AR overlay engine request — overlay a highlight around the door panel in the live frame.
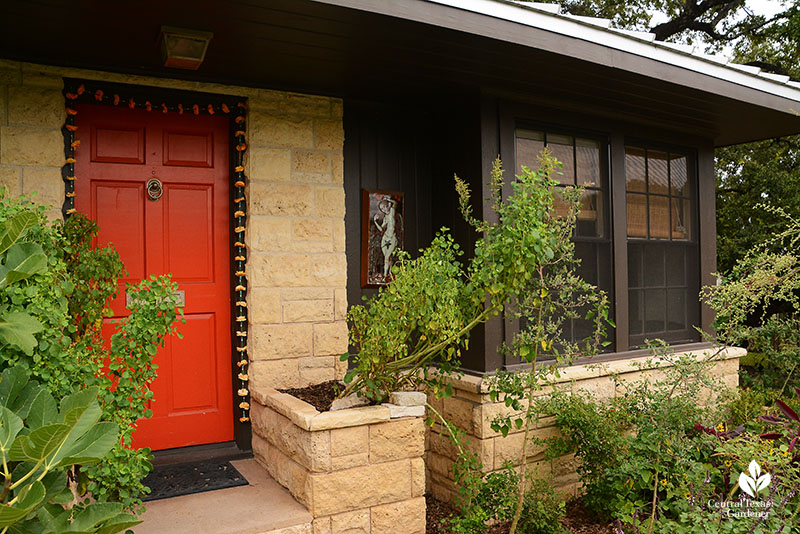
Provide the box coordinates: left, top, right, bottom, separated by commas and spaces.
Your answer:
93, 182, 146, 281
91, 126, 145, 164
164, 185, 214, 281
170, 313, 217, 411
75, 104, 233, 451
163, 130, 214, 167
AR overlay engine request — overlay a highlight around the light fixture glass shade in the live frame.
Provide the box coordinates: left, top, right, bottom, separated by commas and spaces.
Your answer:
160, 26, 213, 70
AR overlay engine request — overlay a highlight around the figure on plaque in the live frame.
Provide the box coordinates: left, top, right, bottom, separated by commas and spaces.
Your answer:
374, 196, 398, 279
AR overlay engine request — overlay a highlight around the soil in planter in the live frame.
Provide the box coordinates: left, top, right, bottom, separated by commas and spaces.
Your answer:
279, 380, 341, 412
426, 494, 459, 534
425, 495, 616, 534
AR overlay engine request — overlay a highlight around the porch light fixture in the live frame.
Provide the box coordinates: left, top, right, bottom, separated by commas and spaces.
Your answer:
159, 26, 213, 70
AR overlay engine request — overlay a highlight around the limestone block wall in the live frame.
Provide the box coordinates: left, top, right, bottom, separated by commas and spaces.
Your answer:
251, 387, 427, 534
0, 59, 347, 392
426, 346, 745, 504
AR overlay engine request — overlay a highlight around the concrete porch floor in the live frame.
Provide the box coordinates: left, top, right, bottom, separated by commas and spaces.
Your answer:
134, 459, 312, 534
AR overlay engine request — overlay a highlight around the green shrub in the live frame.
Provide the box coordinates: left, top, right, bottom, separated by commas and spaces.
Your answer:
446, 466, 566, 534
721, 387, 768, 429
0, 195, 183, 511
0, 366, 139, 534
542, 344, 723, 523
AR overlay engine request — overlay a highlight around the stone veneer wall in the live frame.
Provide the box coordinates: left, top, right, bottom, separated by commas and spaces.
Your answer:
251, 387, 427, 534
426, 346, 745, 503
0, 59, 347, 392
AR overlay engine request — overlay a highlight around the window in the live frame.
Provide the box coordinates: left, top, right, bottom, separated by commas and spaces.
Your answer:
625, 146, 700, 346
515, 129, 613, 348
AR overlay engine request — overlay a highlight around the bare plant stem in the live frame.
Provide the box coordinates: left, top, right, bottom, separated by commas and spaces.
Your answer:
509, 267, 545, 534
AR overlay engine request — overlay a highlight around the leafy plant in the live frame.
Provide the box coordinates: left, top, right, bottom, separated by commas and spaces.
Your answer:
0, 365, 139, 534
341, 154, 585, 402
0, 211, 48, 356
484, 153, 613, 534
541, 344, 725, 527
0, 196, 183, 511
446, 466, 567, 534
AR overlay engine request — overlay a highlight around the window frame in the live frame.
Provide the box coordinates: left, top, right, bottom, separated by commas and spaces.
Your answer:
623, 141, 701, 348
508, 121, 616, 362
496, 101, 713, 369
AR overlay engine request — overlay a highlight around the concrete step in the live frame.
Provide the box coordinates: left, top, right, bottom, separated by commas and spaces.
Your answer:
134, 459, 312, 534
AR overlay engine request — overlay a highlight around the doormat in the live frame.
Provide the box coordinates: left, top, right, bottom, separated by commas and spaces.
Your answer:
143, 460, 248, 501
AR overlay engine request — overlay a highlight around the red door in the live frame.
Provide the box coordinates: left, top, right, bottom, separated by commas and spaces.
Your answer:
75, 104, 233, 451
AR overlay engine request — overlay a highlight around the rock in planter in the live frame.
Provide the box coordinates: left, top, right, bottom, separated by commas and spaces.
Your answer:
330, 394, 370, 411
384, 403, 426, 418
389, 391, 427, 407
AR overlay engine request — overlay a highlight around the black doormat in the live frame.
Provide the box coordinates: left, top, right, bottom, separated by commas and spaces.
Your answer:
143, 459, 248, 502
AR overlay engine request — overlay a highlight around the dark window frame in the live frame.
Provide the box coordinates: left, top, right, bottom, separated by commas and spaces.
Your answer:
491, 99, 715, 371
509, 121, 616, 362
624, 141, 702, 348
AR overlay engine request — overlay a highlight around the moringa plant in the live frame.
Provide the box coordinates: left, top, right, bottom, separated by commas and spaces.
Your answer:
340, 151, 592, 402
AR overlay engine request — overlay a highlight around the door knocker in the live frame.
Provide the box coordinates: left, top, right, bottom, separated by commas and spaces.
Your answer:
146, 178, 163, 201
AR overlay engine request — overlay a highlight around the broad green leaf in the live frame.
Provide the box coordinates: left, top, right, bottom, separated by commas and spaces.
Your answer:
0, 312, 43, 355
57, 422, 118, 468
43, 502, 140, 534
0, 406, 23, 455
0, 480, 46, 527
0, 212, 38, 256
8, 423, 70, 463
50, 402, 104, 468
40, 470, 67, 503
67, 502, 125, 530
94, 516, 142, 534
26, 389, 57, 430
0, 367, 27, 406
0, 243, 48, 289
0, 365, 36, 412
59, 387, 100, 420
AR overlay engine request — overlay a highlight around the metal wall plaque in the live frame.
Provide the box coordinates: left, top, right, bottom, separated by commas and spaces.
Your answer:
126, 289, 185, 308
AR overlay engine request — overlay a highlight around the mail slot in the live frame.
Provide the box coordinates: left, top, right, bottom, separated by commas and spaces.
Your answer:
126, 289, 185, 308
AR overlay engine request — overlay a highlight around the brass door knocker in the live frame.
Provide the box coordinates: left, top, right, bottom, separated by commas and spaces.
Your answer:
146, 178, 163, 201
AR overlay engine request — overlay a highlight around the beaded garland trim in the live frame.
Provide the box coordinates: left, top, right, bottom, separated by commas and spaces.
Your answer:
62, 79, 251, 425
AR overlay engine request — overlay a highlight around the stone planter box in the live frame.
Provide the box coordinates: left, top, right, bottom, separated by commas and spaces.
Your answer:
426, 345, 746, 503
251, 387, 427, 534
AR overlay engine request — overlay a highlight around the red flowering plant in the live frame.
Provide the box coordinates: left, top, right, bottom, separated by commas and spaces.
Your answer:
759, 386, 800, 464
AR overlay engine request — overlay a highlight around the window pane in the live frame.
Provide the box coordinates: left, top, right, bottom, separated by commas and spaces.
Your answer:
576, 138, 601, 186
629, 289, 643, 335
626, 147, 646, 192
516, 130, 544, 175
627, 193, 647, 237
666, 247, 686, 287
670, 154, 688, 196
576, 190, 604, 237
649, 195, 670, 239
644, 245, 665, 287
548, 134, 575, 185
644, 288, 666, 333
574, 242, 598, 285
628, 244, 642, 288
552, 188, 571, 219
667, 288, 687, 331
648, 150, 669, 194
671, 197, 691, 240
573, 316, 594, 342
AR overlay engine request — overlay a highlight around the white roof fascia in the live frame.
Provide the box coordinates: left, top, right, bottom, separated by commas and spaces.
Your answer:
426, 0, 800, 104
